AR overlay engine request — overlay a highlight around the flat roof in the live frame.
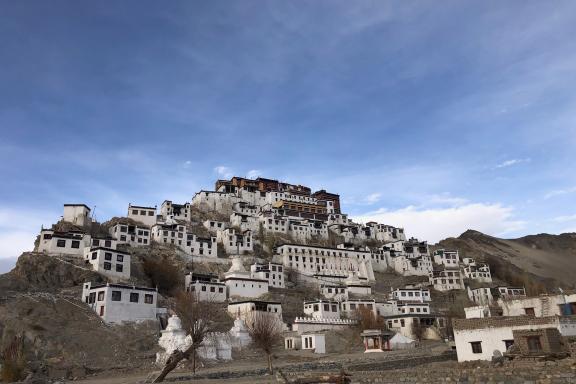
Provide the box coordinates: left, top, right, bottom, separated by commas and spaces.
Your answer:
64, 204, 91, 210
228, 300, 281, 305
453, 316, 561, 331
277, 243, 371, 253
129, 205, 156, 210
87, 282, 157, 292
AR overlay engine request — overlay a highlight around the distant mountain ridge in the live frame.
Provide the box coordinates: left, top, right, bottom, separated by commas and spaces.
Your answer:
436, 230, 576, 289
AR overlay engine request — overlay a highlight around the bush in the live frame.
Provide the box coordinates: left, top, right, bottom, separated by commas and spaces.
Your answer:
1, 335, 25, 383
142, 257, 181, 296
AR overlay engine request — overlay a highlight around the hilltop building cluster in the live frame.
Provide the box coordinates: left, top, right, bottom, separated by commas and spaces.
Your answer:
30, 176, 576, 362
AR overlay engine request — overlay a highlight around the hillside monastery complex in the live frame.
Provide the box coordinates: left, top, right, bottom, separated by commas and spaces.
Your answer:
33, 176, 576, 362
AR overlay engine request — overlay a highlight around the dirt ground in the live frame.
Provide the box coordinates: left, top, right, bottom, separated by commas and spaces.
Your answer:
74, 341, 449, 384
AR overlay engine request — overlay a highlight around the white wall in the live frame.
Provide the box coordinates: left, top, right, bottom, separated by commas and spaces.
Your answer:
82, 283, 158, 324
454, 323, 552, 362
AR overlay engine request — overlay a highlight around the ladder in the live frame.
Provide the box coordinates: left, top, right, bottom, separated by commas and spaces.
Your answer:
541, 296, 550, 317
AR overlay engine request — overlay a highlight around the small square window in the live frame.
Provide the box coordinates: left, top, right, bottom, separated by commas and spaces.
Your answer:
111, 291, 121, 301
130, 292, 139, 303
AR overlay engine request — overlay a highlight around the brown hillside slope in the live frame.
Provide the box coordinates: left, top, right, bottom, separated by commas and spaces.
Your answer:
436, 230, 576, 288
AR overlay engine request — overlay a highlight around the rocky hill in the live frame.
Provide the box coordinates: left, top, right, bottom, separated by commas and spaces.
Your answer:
436, 230, 576, 291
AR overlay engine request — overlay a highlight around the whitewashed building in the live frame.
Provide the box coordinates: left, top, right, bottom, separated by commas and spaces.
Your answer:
320, 285, 348, 301
160, 200, 191, 222
202, 220, 227, 234
223, 257, 268, 298
453, 316, 576, 362
184, 272, 227, 302
217, 228, 253, 254
391, 288, 431, 303
82, 282, 158, 323
63, 204, 91, 227
429, 269, 463, 291
229, 212, 260, 232
109, 222, 150, 246
387, 252, 432, 276
84, 246, 131, 280
277, 244, 375, 283
151, 223, 217, 258
127, 204, 157, 227
37, 229, 90, 256
227, 300, 283, 323
462, 260, 492, 283
250, 262, 285, 288
433, 249, 460, 268
499, 293, 576, 317
304, 300, 341, 319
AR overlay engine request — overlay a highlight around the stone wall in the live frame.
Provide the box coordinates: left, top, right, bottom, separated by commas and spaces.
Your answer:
350, 359, 576, 383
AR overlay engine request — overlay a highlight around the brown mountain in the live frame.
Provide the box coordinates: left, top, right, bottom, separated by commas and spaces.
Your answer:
436, 230, 576, 290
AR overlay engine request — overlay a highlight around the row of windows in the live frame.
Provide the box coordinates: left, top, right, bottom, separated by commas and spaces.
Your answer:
306, 303, 339, 312
103, 262, 124, 273
132, 209, 154, 216
87, 290, 153, 304
91, 252, 124, 262
400, 306, 429, 313
56, 239, 81, 248
119, 235, 149, 244
189, 285, 225, 293
92, 239, 113, 247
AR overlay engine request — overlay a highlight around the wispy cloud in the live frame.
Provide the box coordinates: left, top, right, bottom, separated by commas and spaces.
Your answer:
0, 207, 60, 273
183, 160, 192, 168
551, 214, 576, 223
364, 193, 382, 204
352, 202, 524, 243
246, 169, 261, 179
544, 186, 576, 199
214, 165, 233, 179
495, 158, 531, 169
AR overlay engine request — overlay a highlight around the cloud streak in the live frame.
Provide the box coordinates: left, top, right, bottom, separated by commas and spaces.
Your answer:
352, 202, 524, 243
495, 158, 531, 169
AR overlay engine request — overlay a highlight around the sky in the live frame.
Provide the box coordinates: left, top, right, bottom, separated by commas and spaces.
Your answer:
1, 1, 576, 273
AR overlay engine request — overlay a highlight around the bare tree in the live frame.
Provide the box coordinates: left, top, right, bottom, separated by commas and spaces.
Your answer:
355, 307, 386, 331
153, 291, 225, 383
245, 311, 283, 374
411, 318, 425, 342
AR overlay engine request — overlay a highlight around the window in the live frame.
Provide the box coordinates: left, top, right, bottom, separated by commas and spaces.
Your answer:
111, 291, 121, 301
132, 209, 138, 215
97, 291, 104, 301
91, 252, 97, 260
527, 336, 542, 352
201, 286, 207, 291
524, 307, 535, 316
210, 286, 215, 292
219, 287, 224, 293
470, 342, 482, 354
130, 293, 139, 303
71, 240, 80, 248
104, 262, 111, 270
57, 239, 66, 247
105, 240, 111, 248
117, 254, 124, 262
88, 292, 96, 303
105, 252, 112, 261
504, 340, 514, 350
144, 294, 154, 304
116, 264, 123, 273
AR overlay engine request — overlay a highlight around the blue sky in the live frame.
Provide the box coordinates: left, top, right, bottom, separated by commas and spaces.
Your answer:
1, 1, 576, 272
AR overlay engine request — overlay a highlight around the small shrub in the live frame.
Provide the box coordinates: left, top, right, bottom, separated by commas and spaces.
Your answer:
142, 257, 181, 295
1, 335, 25, 383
